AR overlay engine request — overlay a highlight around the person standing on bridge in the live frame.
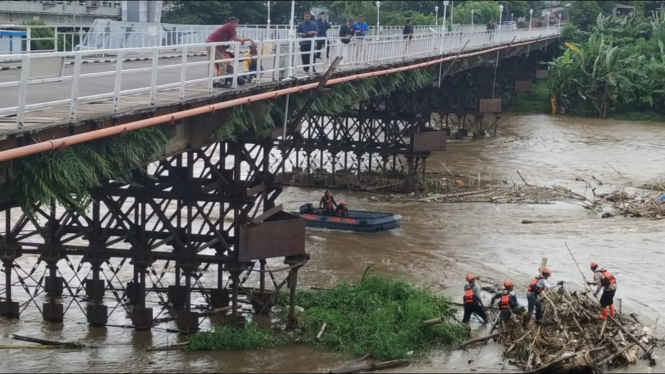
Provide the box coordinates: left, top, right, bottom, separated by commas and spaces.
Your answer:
296, 11, 319, 74
205, 16, 255, 87
338, 17, 354, 64
402, 19, 414, 40
315, 11, 331, 60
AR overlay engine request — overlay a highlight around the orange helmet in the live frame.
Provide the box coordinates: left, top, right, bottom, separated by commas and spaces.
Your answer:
339, 200, 346, 205
504, 280, 513, 288
541, 267, 551, 276
465, 273, 475, 282
590, 262, 598, 270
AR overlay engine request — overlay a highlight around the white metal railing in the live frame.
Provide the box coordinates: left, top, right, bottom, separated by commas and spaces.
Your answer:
0, 27, 560, 129
0, 21, 508, 56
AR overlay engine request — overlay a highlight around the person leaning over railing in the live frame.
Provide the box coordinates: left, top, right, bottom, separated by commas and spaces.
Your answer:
402, 19, 413, 40
205, 16, 254, 87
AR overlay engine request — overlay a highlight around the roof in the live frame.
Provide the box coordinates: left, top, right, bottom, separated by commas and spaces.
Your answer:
0, 30, 27, 37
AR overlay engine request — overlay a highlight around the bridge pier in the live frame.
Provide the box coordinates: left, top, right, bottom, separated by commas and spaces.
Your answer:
0, 259, 19, 319
130, 260, 153, 330
41, 254, 64, 323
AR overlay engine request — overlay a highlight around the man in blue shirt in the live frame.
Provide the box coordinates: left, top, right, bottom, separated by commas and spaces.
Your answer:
296, 11, 318, 73
353, 14, 369, 39
315, 11, 330, 59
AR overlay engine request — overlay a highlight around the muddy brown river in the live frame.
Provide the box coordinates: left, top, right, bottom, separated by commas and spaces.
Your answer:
1, 114, 664, 373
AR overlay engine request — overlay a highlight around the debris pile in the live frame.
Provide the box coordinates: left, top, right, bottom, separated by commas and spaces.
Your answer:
495, 289, 657, 373
589, 189, 665, 219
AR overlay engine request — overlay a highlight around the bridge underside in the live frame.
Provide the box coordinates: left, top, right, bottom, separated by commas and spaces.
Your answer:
273, 40, 554, 193
0, 37, 557, 331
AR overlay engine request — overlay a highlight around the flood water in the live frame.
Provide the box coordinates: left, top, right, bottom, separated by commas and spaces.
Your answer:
1, 114, 665, 373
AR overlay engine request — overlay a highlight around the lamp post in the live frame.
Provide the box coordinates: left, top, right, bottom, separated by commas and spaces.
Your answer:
547, 7, 550, 30
267, 1, 271, 36
435, 6, 439, 33
498, 4, 503, 43
450, 0, 454, 32
376, 1, 380, 37
442, 1, 449, 34
471, 9, 474, 29
287, 0, 295, 77
529, 9, 533, 31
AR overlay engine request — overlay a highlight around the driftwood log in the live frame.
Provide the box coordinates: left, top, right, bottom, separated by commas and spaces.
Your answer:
329, 359, 409, 374
11, 334, 83, 348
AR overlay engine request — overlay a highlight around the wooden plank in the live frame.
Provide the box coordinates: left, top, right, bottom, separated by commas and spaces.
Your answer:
246, 183, 267, 197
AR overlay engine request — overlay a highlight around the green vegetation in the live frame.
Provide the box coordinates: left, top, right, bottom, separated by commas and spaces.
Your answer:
288, 266, 466, 360
187, 322, 289, 352
188, 266, 466, 360
507, 81, 551, 114
21, 20, 80, 52
10, 128, 168, 214
548, 14, 665, 118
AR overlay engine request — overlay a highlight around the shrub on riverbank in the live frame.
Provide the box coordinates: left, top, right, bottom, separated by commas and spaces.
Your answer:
187, 322, 289, 352
187, 267, 467, 359
294, 266, 467, 360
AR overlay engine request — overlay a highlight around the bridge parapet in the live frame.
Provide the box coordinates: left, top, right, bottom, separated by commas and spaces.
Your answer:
0, 27, 560, 131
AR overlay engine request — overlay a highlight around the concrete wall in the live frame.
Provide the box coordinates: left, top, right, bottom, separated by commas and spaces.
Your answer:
0, 1, 121, 26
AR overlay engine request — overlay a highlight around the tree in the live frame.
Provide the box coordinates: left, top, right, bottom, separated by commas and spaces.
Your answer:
162, 1, 312, 25
568, 1, 603, 31
449, 1, 500, 25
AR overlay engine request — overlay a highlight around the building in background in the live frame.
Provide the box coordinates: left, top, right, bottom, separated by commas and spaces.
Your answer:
0, 1, 166, 26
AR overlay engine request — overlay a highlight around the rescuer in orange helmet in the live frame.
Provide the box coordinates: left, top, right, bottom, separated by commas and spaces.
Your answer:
490, 280, 526, 323
462, 273, 487, 323
525, 267, 563, 324
587, 262, 618, 320
335, 200, 349, 218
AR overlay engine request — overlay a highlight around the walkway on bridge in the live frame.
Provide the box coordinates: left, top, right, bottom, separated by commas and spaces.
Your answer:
0, 27, 560, 135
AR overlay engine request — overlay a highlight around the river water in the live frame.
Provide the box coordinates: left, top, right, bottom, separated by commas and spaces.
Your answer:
1, 114, 664, 373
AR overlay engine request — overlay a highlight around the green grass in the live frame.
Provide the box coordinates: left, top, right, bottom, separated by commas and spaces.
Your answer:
187, 322, 289, 352
293, 266, 468, 361
186, 267, 467, 360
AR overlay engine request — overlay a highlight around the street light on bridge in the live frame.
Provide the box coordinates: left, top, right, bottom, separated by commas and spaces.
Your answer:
435, 6, 439, 33
529, 8, 533, 31
499, 4, 504, 43
376, 1, 380, 37
471, 9, 474, 28
442, 1, 449, 34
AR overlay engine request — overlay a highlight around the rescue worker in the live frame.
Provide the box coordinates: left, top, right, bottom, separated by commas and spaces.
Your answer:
462, 274, 487, 323
587, 262, 618, 320
490, 280, 527, 323
335, 200, 349, 218
525, 268, 563, 324
319, 190, 337, 214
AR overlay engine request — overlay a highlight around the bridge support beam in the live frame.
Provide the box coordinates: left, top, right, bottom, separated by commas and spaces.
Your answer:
274, 89, 446, 194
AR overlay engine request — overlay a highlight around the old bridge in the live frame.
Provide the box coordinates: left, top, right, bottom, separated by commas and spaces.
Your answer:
0, 25, 560, 332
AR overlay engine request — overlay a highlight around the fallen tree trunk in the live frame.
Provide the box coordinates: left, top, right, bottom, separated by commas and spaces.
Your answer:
458, 333, 500, 349
11, 334, 83, 348
607, 316, 651, 355
418, 189, 493, 203
329, 359, 409, 374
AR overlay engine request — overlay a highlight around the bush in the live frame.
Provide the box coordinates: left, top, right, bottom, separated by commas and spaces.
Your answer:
293, 266, 468, 361
187, 322, 289, 352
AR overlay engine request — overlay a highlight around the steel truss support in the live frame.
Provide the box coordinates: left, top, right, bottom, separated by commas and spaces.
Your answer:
272, 88, 446, 193
0, 139, 307, 332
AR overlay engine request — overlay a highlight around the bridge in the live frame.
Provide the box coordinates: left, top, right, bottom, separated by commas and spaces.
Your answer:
0, 26, 560, 332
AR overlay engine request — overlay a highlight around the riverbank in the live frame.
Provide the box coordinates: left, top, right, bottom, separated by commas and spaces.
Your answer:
506, 81, 665, 122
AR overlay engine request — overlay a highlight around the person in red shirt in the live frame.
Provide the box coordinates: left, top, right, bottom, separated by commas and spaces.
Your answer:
206, 16, 255, 87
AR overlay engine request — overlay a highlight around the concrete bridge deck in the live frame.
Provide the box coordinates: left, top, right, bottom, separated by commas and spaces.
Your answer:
0, 28, 559, 144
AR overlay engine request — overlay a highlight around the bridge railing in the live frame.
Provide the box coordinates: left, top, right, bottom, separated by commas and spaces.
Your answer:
0, 27, 560, 128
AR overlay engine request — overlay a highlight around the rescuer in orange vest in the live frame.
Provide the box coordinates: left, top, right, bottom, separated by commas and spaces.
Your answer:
462, 273, 487, 323
587, 262, 618, 320
525, 268, 563, 324
319, 190, 337, 214
490, 280, 526, 323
